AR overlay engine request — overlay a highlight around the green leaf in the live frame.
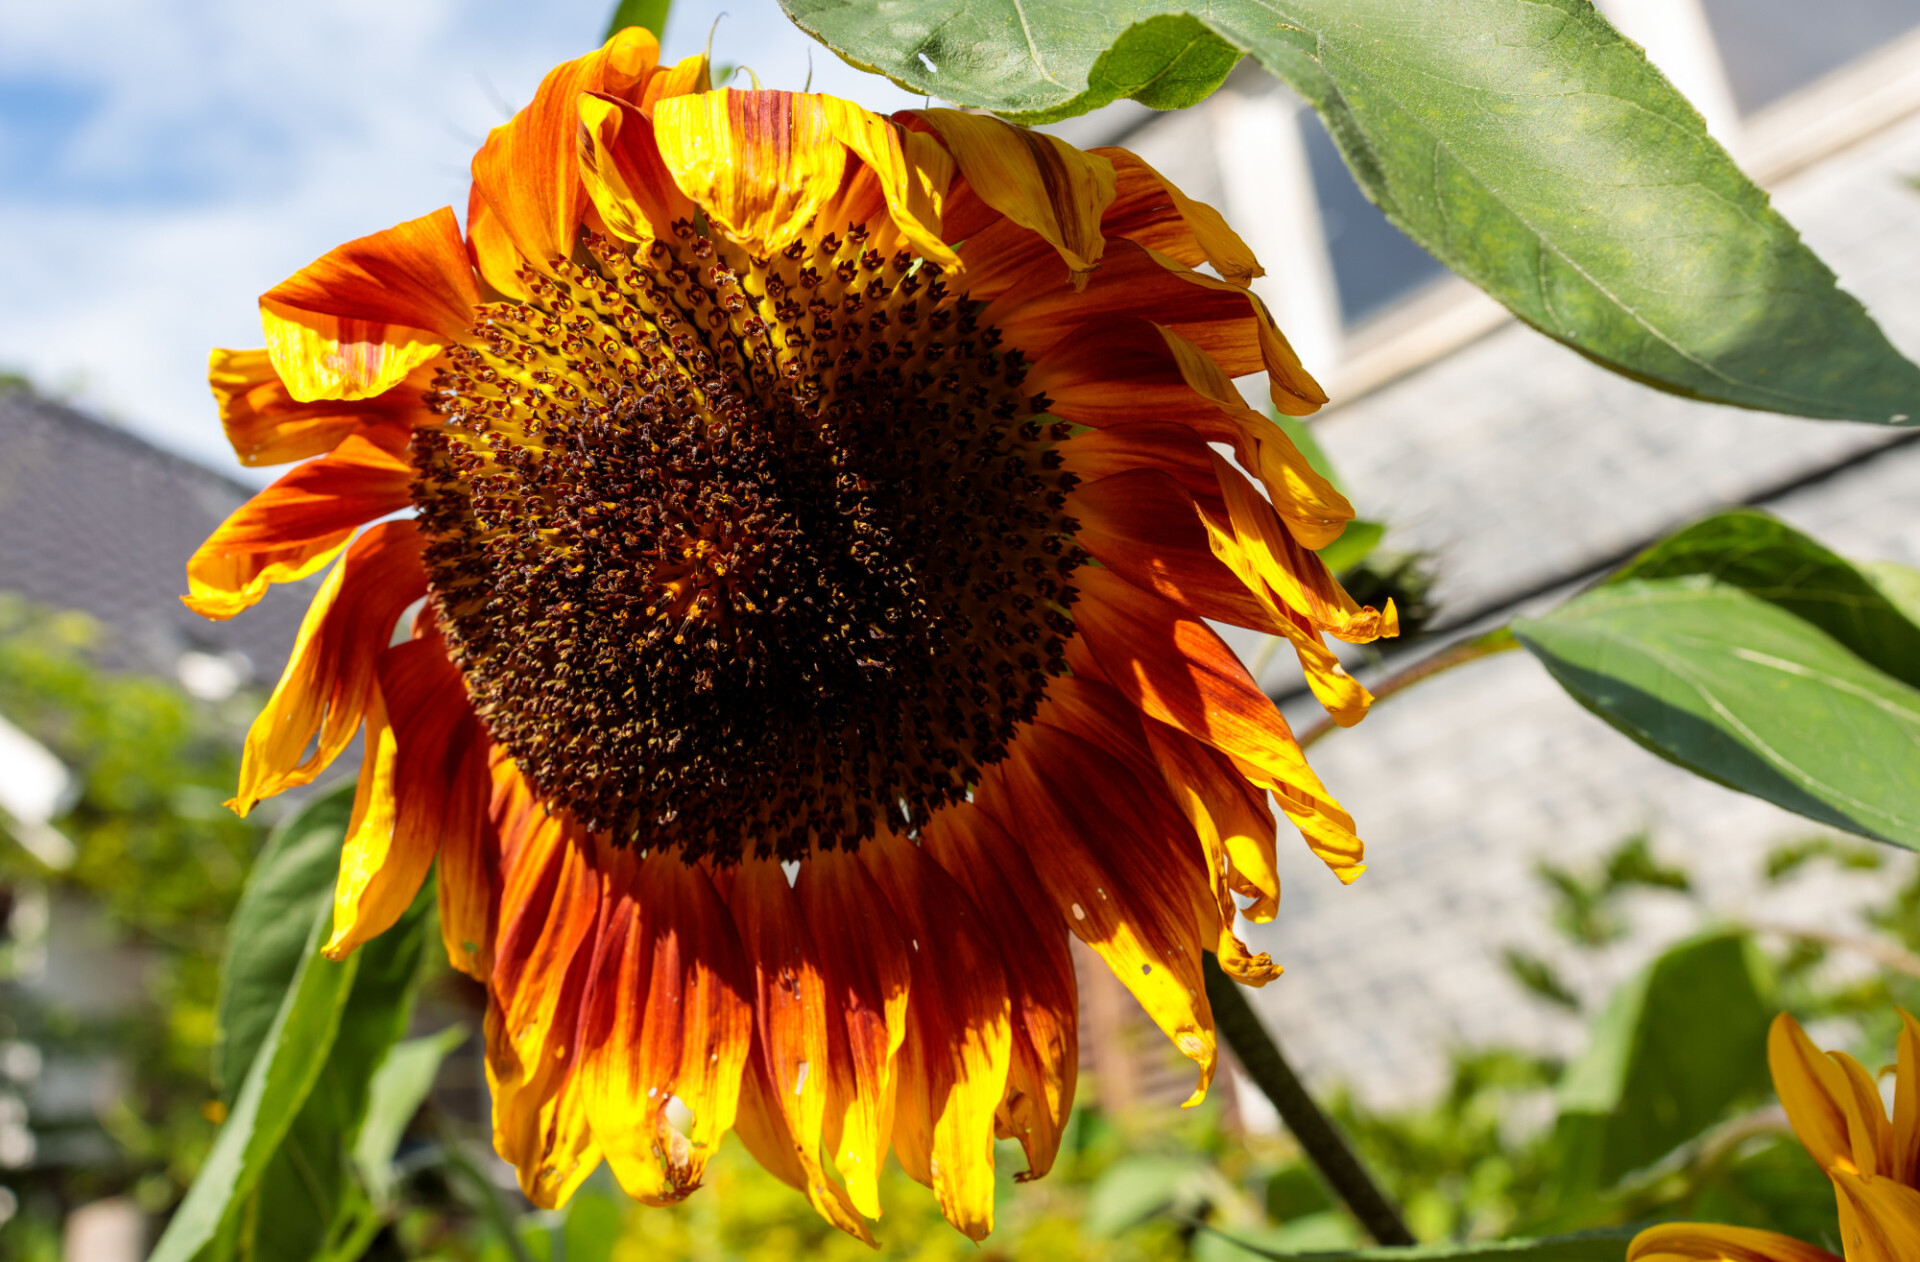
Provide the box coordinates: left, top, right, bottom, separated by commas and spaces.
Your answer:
1606, 510, 1920, 690
1515, 516, 1920, 847
150, 902, 360, 1262
1192, 1225, 1638, 1261
1550, 929, 1773, 1194
214, 787, 354, 1102
355, 1025, 469, 1209
1320, 519, 1385, 577
606, 0, 672, 41
239, 884, 437, 1261
780, 0, 1920, 423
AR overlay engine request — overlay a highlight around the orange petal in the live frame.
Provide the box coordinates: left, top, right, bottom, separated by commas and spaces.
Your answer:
1036, 676, 1275, 987
727, 858, 873, 1240
814, 100, 957, 269
261, 207, 478, 401
324, 681, 411, 956
1143, 716, 1282, 930
182, 433, 413, 620
576, 851, 753, 1206
1769, 1012, 1859, 1174
1830, 1049, 1895, 1179
920, 807, 1078, 1182
989, 239, 1324, 417
729, 1026, 866, 1235
638, 50, 712, 109
797, 851, 911, 1221
1833, 1168, 1920, 1262
1071, 567, 1365, 883
1061, 418, 1224, 500
483, 996, 602, 1209
862, 833, 1012, 1241
1890, 1008, 1920, 1186
1031, 316, 1349, 547
577, 91, 700, 248
486, 799, 605, 1207
470, 27, 663, 275
1628, 1221, 1843, 1262
363, 634, 497, 975
1095, 147, 1260, 286
1208, 451, 1393, 645
911, 109, 1114, 286
209, 347, 419, 468
466, 182, 528, 301
1073, 467, 1282, 635
650, 89, 850, 255
231, 521, 425, 815
977, 720, 1218, 1102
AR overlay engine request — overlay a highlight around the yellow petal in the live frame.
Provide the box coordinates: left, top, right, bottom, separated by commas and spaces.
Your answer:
650, 89, 849, 256
1628, 1221, 1843, 1262
914, 109, 1114, 286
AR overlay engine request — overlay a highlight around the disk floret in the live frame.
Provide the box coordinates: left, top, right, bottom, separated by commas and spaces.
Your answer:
412, 221, 1084, 862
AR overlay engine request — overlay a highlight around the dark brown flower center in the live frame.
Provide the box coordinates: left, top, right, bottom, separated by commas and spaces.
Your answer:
413, 222, 1083, 864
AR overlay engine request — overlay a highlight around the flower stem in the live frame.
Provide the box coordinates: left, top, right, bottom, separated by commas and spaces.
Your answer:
1298, 628, 1519, 751
1201, 954, 1416, 1246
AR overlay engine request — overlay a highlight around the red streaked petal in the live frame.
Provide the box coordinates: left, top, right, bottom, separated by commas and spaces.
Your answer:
1094, 147, 1260, 285
911, 109, 1114, 286
1033, 316, 1350, 548
1071, 567, 1366, 883
260, 207, 478, 401
470, 27, 663, 276
577, 91, 701, 248
727, 857, 874, 1239
919, 807, 1078, 1182
373, 634, 497, 976
1073, 467, 1279, 634
577, 850, 753, 1206
862, 833, 1012, 1241
182, 433, 413, 620
990, 239, 1324, 417
485, 796, 606, 1207
797, 851, 910, 1222
208, 347, 418, 468
976, 720, 1218, 1102
231, 521, 425, 814
650, 90, 850, 256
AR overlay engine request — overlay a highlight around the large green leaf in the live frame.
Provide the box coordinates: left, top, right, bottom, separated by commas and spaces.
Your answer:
780, 0, 1920, 423
1514, 514, 1920, 848
1608, 510, 1920, 690
213, 787, 355, 1101
150, 903, 360, 1262
239, 884, 437, 1262
355, 1025, 469, 1209
1550, 930, 1773, 1194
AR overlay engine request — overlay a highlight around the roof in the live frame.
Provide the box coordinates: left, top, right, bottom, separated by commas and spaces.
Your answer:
0, 387, 309, 684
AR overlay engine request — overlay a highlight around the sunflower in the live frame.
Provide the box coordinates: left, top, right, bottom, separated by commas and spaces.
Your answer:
1630, 1011, 1920, 1262
186, 28, 1396, 1240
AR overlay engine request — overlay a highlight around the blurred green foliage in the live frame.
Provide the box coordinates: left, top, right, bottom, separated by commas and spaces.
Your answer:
2, 589, 1914, 1262
0, 595, 268, 1243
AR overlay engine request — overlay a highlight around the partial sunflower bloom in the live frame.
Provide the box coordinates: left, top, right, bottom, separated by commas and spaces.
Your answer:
1630, 1010, 1920, 1262
185, 28, 1395, 1240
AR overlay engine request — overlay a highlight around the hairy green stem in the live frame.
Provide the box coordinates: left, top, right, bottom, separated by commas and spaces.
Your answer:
1202, 955, 1416, 1246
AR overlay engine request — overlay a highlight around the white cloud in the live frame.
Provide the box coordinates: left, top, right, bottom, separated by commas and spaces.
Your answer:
0, 0, 920, 475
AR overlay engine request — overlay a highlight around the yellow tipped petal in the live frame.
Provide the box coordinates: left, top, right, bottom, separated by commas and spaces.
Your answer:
914, 108, 1114, 286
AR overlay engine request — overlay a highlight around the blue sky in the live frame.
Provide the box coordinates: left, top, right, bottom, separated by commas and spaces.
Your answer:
0, 0, 923, 476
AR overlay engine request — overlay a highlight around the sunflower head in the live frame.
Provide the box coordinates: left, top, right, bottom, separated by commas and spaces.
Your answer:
417, 220, 1081, 863
186, 26, 1395, 1242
